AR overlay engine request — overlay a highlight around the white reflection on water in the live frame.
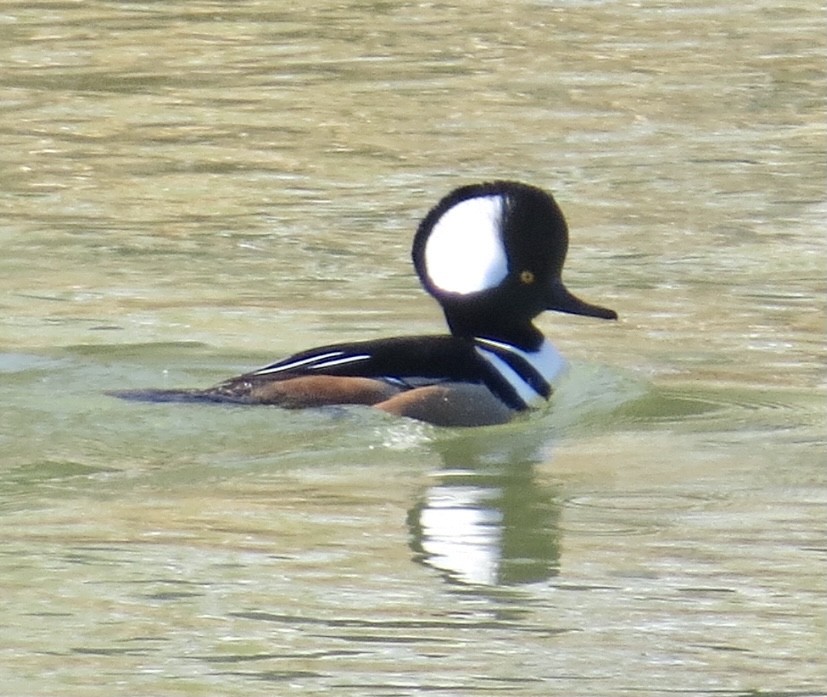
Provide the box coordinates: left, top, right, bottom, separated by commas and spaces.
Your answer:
417, 485, 506, 586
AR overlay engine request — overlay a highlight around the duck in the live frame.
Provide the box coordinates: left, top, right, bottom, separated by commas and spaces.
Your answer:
112, 181, 617, 427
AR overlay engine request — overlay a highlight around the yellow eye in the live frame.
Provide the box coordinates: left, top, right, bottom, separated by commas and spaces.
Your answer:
520, 270, 535, 284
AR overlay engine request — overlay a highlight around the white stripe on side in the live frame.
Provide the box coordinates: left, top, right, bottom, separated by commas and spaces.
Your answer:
252, 351, 370, 376
474, 338, 566, 408
308, 354, 371, 370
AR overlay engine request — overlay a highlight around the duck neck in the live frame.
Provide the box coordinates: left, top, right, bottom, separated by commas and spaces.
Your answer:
444, 310, 545, 352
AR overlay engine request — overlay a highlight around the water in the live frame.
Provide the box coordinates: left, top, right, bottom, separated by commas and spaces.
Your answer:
1, 1, 825, 695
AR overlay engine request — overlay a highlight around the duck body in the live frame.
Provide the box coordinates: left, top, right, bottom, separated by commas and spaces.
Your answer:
113, 181, 617, 427
117, 334, 566, 427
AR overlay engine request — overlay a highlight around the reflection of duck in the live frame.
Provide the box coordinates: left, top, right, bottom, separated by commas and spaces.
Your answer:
408, 429, 562, 586
113, 181, 616, 427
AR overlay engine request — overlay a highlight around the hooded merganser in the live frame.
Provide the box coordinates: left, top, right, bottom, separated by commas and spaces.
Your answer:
113, 181, 617, 427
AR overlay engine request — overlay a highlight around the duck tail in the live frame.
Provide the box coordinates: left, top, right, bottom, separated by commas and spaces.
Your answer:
106, 388, 241, 404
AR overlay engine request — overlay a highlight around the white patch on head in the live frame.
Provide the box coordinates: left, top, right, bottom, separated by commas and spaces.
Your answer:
424, 195, 508, 295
